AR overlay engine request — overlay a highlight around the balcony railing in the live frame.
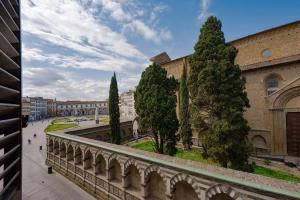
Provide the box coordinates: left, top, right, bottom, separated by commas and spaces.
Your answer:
46, 131, 300, 200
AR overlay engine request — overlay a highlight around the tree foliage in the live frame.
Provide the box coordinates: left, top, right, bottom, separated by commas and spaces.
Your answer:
109, 72, 121, 144
188, 16, 253, 171
135, 63, 179, 155
179, 64, 192, 149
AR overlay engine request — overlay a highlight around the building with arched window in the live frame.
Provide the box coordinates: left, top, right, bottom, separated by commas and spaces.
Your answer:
151, 20, 300, 159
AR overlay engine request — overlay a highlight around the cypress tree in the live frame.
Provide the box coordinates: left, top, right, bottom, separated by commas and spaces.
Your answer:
135, 63, 179, 155
179, 64, 192, 150
189, 16, 253, 171
109, 72, 121, 144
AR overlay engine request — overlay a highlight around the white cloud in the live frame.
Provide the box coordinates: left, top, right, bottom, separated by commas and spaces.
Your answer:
93, 0, 171, 43
22, 0, 144, 59
23, 67, 142, 101
198, 0, 212, 22
96, 0, 132, 21
23, 67, 111, 100
21, 0, 169, 100
124, 19, 172, 44
22, 45, 145, 73
153, 4, 168, 13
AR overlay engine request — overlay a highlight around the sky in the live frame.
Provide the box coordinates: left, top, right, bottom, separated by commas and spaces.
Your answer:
22, 0, 300, 101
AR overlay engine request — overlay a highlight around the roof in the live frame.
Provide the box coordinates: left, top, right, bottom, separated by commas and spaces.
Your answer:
150, 52, 171, 65
229, 20, 300, 44
156, 20, 300, 67
56, 100, 108, 105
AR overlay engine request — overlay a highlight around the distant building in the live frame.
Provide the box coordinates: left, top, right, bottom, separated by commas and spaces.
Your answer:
46, 98, 57, 117
56, 100, 108, 117
119, 89, 137, 120
29, 97, 48, 121
22, 97, 31, 116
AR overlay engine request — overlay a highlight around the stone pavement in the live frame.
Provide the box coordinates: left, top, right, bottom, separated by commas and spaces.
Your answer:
22, 119, 96, 200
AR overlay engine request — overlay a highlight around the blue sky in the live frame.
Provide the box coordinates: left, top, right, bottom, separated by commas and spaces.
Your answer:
22, 0, 300, 101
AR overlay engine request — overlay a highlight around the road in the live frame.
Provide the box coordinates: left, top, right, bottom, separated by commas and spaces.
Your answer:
22, 119, 96, 200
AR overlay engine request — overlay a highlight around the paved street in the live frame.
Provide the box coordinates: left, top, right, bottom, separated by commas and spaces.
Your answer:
22, 119, 95, 200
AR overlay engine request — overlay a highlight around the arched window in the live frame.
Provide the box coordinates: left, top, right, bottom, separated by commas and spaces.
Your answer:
266, 75, 278, 95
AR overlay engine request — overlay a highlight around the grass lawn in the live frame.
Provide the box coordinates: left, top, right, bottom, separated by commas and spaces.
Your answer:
100, 116, 109, 123
45, 123, 78, 132
131, 141, 215, 165
85, 115, 95, 120
253, 166, 300, 183
51, 118, 71, 124
131, 141, 300, 183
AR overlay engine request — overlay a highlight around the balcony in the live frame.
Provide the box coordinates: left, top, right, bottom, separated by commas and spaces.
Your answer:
46, 131, 300, 200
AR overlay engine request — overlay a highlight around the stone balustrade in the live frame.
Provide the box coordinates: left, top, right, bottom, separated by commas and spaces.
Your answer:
46, 132, 300, 200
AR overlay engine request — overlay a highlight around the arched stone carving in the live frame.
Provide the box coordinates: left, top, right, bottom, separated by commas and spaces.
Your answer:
144, 165, 167, 183
95, 149, 106, 159
67, 144, 74, 161
206, 184, 240, 200
124, 158, 143, 174
273, 86, 300, 109
108, 158, 122, 182
124, 163, 142, 190
60, 142, 67, 158
48, 139, 54, 152
144, 166, 167, 200
84, 149, 93, 170
54, 140, 60, 155
170, 173, 201, 199
108, 153, 124, 171
75, 146, 83, 165
251, 135, 267, 149
95, 153, 106, 175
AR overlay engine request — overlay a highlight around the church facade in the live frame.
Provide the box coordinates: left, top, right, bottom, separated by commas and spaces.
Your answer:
151, 20, 300, 158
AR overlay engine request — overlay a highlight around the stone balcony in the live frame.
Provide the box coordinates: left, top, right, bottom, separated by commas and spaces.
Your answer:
46, 132, 300, 200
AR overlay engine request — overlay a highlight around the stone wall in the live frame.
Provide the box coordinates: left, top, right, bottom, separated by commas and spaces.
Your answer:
230, 21, 300, 68
46, 132, 300, 200
63, 120, 134, 143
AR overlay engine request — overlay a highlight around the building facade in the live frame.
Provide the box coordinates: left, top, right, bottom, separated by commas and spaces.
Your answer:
0, 0, 22, 199
29, 97, 48, 121
56, 101, 108, 117
152, 20, 300, 158
119, 89, 137, 120
22, 97, 31, 116
47, 98, 57, 117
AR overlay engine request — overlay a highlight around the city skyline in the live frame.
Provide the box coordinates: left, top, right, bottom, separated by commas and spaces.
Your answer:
22, 0, 300, 101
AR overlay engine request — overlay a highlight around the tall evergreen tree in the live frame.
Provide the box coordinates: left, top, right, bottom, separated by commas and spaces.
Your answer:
188, 16, 253, 171
109, 72, 121, 144
135, 63, 178, 155
179, 64, 192, 150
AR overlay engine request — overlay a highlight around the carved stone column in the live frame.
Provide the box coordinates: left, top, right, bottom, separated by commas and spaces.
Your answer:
141, 183, 147, 200
106, 167, 111, 181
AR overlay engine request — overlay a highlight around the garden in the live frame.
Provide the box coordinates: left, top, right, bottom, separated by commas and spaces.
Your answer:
44, 118, 78, 132
131, 140, 300, 184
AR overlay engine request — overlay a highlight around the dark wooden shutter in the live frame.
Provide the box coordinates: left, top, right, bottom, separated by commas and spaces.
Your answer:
0, 0, 22, 199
